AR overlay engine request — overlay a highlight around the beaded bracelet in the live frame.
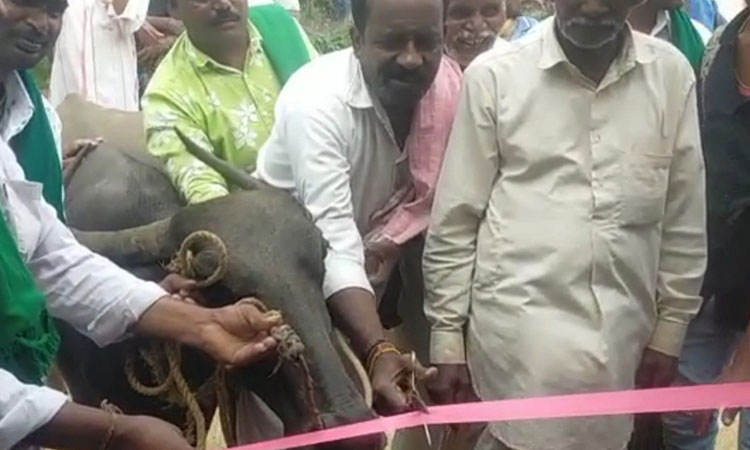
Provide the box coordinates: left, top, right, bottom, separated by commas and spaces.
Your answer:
365, 340, 401, 378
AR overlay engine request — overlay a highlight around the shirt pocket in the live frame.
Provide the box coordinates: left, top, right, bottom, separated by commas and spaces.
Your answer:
3, 179, 44, 260
618, 152, 672, 227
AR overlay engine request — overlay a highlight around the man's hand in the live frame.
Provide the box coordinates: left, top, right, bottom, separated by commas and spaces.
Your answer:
109, 415, 192, 450
158, 273, 206, 305
63, 138, 102, 164
428, 363, 479, 405
135, 297, 282, 368
26, 403, 193, 450
364, 237, 401, 286
136, 21, 165, 47
370, 352, 437, 415
199, 299, 281, 367
62, 138, 102, 181
635, 348, 679, 389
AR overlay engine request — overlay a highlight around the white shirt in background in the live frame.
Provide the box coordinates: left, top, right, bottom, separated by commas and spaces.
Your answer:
49, 0, 149, 111
651, 9, 713, 43
255, 49, 411, 299
0, 135, 165, 449
424, 21, 706, 450
0, 72, 62, 156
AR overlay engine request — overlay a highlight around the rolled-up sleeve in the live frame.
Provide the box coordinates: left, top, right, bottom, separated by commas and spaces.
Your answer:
424, 62, 500, 365
280, 104, 372, 299
650, 81, 707, 357
30, 197, 166, 347
0, 369, 68, 450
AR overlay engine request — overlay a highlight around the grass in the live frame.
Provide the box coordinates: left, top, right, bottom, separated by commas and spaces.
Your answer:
300, 0, 352, 54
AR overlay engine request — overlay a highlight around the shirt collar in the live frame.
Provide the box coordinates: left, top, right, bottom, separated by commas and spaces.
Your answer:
0, 72, 34, 144
651, 10, 671, 38
345, 49, 375, 109
185, 21, 263, 73
538, 17, 658, 74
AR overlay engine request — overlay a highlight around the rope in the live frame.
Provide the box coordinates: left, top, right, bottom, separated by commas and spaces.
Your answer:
123, 230, 326, 448
124, 231, 229, 450
167, 231, 229, 288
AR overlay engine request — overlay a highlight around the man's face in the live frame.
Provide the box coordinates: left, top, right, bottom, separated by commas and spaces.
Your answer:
444, 0, 505, 68
172, 0, 247, 46
352, 0, 443, 111
555, 0, 637, 49
0, 0, 65, 73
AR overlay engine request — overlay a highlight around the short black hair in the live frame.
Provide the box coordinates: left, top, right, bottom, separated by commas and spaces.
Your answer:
351, 0, 368, 31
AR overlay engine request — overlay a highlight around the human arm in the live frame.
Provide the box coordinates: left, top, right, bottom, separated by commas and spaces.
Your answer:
143, 93, 230, 204
144, 16, 183, 35
273, 100, 431, 413
637, 82, 707, 388
423, 63, 499, 366
423, 63, 499, 404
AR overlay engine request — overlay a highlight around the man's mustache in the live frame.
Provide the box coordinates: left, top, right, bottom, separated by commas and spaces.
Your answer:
211, 11, 240, 24
564, 17, 620, 28
382, 67, 428, 86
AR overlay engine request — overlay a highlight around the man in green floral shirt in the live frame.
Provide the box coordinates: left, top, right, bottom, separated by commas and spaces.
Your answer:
142, 0, 315, 204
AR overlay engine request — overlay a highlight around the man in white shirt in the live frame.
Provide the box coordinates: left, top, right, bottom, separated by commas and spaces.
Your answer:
256, 0, 456, 416
629, 0, 712, 71
0, 134, 281, 449
50, 0, 148, 111
0, 0, 64, 154
423, 0, 707, 449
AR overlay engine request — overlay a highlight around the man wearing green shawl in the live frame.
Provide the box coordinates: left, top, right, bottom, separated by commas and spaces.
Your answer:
143, 0, 317, 205
629, 0, 711, 71
0, 132, 283, 449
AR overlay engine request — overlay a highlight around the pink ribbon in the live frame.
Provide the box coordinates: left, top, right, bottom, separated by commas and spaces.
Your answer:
231, 382, 750, 450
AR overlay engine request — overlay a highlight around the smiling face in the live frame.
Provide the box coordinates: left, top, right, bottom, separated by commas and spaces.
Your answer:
555, 0, 637, 49
444, 0, 505, 67
352, 0, 444, 111
0, 0, 65, 74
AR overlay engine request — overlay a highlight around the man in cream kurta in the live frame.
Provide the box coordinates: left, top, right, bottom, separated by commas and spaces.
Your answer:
423, 17, 707, 450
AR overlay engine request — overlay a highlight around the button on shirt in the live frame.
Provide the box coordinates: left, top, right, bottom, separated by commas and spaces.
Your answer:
256, 49, 411, 298
424, 21, 706, 450
0, 138, 165, 449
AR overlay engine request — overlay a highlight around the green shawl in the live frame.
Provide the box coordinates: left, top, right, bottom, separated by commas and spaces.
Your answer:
249, 4, 312, 84
669, 8, 706, 72
0, 71, 61, 384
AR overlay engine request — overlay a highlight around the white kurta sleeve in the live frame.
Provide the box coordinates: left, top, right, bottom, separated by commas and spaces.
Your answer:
0, 369, 67, 450
29, 196, 166, 347
650, 82, 707, 357
423, 61, 500, 365
278, 103, 372, 299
